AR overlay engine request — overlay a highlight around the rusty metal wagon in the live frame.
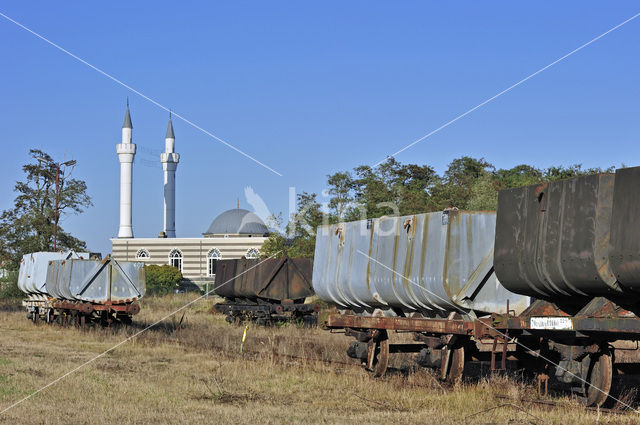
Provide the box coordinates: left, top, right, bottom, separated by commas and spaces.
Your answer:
318, 166, 640, 407
214, 256, 318, 325
18, 254, 145, 326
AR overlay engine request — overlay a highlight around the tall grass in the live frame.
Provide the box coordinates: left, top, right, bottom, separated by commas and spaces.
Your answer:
0, 293, 636, 424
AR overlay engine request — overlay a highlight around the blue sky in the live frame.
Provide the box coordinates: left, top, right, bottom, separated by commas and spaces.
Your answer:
1, 1, 639, 255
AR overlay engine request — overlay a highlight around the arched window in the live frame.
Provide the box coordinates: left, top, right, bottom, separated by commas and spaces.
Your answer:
208, 248, 221, 276
169, 249, 182, 271
246, 248, 260, 259
136, 248, 150, 260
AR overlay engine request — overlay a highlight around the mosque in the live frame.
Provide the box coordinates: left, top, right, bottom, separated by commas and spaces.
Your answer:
110, 104, 269, 287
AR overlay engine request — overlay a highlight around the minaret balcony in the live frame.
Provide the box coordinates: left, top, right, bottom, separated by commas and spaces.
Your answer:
161, 152, 180, 163
117, 143, 137, 155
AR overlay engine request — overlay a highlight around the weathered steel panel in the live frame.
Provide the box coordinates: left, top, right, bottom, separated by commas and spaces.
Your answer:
214, 259, 238, 297
18, 253, 144, 304
494, 173, 620, 302
609, 166, 640, 293
215, 257, 314, 302
17, 251, 89, 295
312, 210, 529, 316
44, 258, 145, 303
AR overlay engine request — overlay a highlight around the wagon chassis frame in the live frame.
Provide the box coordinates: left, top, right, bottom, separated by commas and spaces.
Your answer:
325, 297, 640, 407
23, 297, 140, 327
326, 297, 640, 343
326, 311, 640, 340
215, 300, 320, 325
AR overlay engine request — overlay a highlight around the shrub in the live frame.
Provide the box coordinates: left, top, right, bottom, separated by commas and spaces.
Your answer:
0, 270, 22, 299
145, 264, 182, 296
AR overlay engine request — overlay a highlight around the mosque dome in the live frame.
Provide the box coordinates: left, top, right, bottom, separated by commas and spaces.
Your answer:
204, 208, 269, 236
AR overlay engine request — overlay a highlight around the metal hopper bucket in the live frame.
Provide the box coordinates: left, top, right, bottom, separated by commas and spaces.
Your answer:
74, 258, 145, 304
45, 257, 145, 304
313, 210, 529, 316
18, 251, 88, 296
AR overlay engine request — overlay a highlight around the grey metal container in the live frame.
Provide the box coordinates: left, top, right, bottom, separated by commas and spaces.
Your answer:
44, 257, 145, 304
494, 173, 621, 301
18, 251, 89, 295
312, 210, 529, 316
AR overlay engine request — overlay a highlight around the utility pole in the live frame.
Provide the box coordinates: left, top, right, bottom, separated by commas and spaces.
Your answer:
54, 164, 60, 251
53, 160, 77, 251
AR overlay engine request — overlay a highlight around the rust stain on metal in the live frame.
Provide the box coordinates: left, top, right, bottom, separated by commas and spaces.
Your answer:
365, 221, 374, 292
402, 216, 416, 297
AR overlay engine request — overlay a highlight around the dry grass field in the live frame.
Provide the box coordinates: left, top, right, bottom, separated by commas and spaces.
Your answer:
0, 294, 638, 424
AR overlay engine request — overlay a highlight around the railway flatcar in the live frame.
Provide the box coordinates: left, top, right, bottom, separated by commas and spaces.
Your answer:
318, 166, 640, 407
315, 209, 530, 380
18, 252, 145, 326
214, 256, 318, 325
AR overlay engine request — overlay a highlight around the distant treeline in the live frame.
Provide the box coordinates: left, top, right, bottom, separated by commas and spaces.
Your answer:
261, 157, 613, 258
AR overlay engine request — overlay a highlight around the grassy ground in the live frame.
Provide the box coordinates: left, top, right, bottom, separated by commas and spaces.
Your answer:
0, 294, 637, 424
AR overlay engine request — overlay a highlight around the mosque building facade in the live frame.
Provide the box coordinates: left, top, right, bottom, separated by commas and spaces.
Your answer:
110, 104, 269, 287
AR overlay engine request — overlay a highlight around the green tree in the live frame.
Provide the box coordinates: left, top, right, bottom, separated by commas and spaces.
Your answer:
259, 233, 290, 258
392, 162, 440, 214
0, 149, 92, 269
145, 264, 183, 295
349, 158, 440, 219
0, 270, 21, 300
433, 156, 494, 209
260, 213, 291, 258
495, 164, 543, 189
288, 192, 324, 239
326, 171, 355, 221
467, 172, 499, 211
260, 192, 324, 259
543, 164, 614, 181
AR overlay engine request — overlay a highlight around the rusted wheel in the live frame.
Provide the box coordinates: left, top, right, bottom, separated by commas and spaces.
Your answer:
585, 352, 612, 407
367, 330, 390, 377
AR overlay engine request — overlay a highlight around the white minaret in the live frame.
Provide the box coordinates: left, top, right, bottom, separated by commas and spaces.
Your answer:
160, 113, 179, 238
116, 101, 136, 238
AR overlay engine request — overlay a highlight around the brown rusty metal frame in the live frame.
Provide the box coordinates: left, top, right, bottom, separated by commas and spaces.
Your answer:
323, 299, 640, 409
366, 329, 389, 377
325, 300, 640, 343
327, 312, 640, 340
52, 301, 140, 315
325, 298, 640, 397
326, 314, 479, 335
490, 332, 508, 371
496, 298, 640, 339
